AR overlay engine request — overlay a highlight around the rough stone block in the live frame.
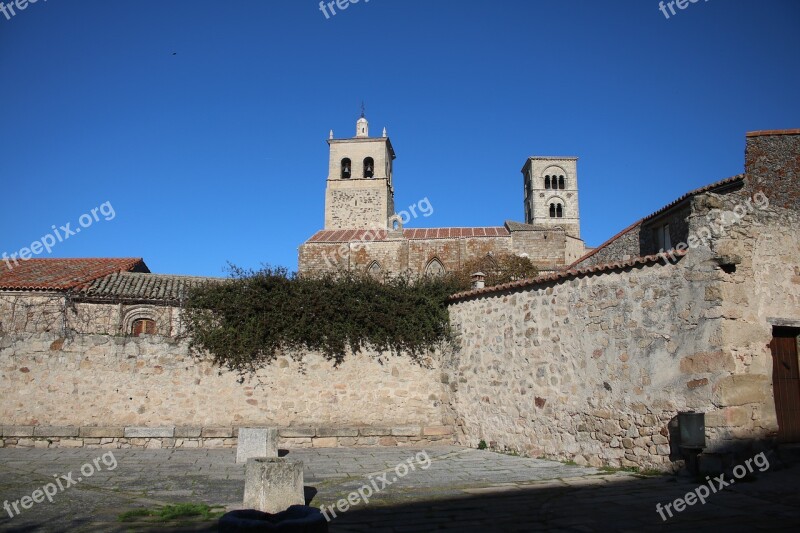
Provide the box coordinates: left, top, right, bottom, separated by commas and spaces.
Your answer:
174, 427, 202, 438
391, 426, 421, 437
714, 375, 769, 406
236, 428, 278, 464
423, 426, 453, 436
359, 427, 390, 437
201, 427, 233, 438
316, 427, 358, 437
2, 426, 34, 437
312, 437, 338, 448
124, 427, 175, 438
243, 458, 305, 514
279, 427, 315, 438
80, 427, 124, 438
34, 426, 79, 437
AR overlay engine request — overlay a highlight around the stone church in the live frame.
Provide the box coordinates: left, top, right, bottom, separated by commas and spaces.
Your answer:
298, 115, 589, 276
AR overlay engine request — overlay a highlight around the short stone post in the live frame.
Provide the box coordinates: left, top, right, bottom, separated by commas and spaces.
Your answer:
236, 427, 278, 464
243, 458, 305, 514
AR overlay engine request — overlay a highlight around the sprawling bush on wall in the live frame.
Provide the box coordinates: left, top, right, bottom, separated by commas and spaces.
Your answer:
184, 257, 537, 372
183, 266, 464, 370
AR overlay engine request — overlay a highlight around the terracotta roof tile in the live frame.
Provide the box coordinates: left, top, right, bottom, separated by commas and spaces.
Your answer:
568, 175, 743, 269
306, 227, 509, 243
0, 258, 148, 291
75, 271, 221, 303
449, 250, 687, 302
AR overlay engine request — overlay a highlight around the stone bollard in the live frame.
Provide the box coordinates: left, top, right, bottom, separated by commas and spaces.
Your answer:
236, 427, 278, 464
243, 458, 305, 514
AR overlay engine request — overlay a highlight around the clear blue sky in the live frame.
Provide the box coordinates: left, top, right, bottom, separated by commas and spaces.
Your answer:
1, 0, 798, 276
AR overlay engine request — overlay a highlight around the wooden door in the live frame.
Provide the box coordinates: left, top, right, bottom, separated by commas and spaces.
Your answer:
771, 328, 800, 442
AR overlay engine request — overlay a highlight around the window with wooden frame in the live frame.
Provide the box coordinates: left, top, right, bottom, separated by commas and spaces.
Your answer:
131, 318, 157, 337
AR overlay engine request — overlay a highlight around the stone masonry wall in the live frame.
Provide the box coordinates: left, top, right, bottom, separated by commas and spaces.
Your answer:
0, 332, 455, 448
445, 190, 797, 469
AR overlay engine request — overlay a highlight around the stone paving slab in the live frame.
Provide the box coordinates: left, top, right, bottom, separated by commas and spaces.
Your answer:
0, 446, 798, 531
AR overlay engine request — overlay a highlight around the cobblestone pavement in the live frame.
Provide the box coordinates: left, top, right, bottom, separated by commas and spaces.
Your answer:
0, 446, 798, 531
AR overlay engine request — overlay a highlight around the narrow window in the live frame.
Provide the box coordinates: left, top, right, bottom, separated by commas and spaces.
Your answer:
545, 176, 551, 189
556, 203, 563, 218
559, 176, 565, 189
341, 158, 351, 179
549, 203, 556, 218
132, 318, 157, 337
364, 157, 374, 179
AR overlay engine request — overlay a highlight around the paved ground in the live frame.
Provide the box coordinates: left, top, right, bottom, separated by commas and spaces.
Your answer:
0, 446, 799, 531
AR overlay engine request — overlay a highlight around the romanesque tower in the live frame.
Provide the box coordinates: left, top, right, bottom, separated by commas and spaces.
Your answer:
521, 157, 581, 238
324, 114, 396, 230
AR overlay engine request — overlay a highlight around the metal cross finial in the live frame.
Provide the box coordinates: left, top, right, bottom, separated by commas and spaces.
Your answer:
360, 101, 366, 118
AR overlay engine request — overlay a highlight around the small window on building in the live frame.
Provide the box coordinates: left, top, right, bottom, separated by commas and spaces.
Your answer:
549, 203, 556, 218
556, 203, 563, 218
654, 224, 672, 251
131, 318, 157, 337
559, 176, 565, 189
364, 157, 374, 179
545, 176, 551, 189
341, 158, 351, 179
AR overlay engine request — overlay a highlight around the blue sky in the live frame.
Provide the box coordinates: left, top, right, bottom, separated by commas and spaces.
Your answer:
1, 0, 798, 276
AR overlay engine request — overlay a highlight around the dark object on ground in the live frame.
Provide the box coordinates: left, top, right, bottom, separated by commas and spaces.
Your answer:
218, 506, 328, 532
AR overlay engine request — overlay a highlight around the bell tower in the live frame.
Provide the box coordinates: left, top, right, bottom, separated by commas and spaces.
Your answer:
324, 113, 396, 230
521, 156, 580, 238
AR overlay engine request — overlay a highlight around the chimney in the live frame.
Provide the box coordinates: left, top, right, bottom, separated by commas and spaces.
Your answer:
471, 272, 486, 290
745, 129, 800, 210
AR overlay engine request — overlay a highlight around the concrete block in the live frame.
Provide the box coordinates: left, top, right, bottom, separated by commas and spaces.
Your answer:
279, 427, 316, 438
34, 426, 79, 437
174, 427, 202, 438
80, 427, 124, 438
316, 427, 358, 437
2, 426, 34, 437
124, 427, 175, 438
243, 458, 304, 514
236, 428, 278, 464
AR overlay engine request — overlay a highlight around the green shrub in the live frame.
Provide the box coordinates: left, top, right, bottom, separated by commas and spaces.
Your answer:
184, 266, 466, 371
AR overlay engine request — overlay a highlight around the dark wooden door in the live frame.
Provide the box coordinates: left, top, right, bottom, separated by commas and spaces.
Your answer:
771, 328, 800, 442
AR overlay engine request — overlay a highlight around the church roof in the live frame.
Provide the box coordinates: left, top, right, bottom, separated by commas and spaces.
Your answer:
0, 258, 148, 291
306, 227, 510, 243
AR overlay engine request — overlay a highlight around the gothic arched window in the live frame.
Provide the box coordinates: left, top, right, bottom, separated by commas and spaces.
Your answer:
556, 203, 564, 218
364, 157, 374, 179
549, 203, 556, 218
341, 158, 351, 179
544, 175, 551, 189
425, 258, 446, 277
558, 176, 565, 189
367, 261, 382, 278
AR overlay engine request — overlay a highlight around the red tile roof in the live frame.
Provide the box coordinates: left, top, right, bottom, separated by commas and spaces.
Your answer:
0, 258, 148, 291
306, 227, 510, 243
449, 250, 687, 302
746, 129, 800, 137
567, 175, 743, 270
